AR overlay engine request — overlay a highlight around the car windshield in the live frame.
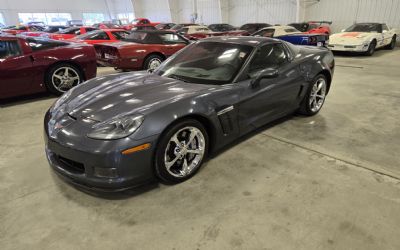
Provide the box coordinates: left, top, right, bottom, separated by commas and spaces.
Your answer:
57, 27, 79, 34
345, 24, 380, 32
156, 42, 253, 85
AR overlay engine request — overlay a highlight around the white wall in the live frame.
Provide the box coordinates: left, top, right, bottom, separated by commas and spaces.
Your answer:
0, 0, 133, 25
305, 0, 400, 33
228, 0, 297, 26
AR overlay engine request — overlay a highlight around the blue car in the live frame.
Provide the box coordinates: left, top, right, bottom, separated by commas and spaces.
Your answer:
252, 25, 329, 46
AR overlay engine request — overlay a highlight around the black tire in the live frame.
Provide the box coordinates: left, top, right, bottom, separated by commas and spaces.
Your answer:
298, 74, 328, 116
155, 119, 209, 184
365, 40, 376, 56
385, 35, 396, 50
45, 63, 83, 96
143, 54, 164, 71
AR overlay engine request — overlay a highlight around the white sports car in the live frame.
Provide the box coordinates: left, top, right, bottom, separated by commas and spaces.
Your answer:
328, 23, 397, 55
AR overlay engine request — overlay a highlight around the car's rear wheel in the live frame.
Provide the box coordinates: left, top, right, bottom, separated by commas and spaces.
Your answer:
155, 120, 208, 184
385, 35, 396, 50
298, 74, 327, 116
365, 40, 377, 56
143, 54, 164, 71
45, 63, 83, 95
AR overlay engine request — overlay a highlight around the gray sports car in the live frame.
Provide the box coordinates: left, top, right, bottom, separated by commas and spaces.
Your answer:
44, 37, 334, 191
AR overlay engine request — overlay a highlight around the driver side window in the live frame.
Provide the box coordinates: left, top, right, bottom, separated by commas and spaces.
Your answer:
248, 44, 287, 78
0, 41, 22, 59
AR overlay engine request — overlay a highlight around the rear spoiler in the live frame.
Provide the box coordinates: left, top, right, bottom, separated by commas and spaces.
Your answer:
309, 21, 333, 25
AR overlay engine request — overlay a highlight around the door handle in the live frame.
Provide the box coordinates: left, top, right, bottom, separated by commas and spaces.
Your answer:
29, 55, 35, 62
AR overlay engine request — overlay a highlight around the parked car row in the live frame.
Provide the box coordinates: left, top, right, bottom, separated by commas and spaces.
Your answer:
0, 17, 397, 100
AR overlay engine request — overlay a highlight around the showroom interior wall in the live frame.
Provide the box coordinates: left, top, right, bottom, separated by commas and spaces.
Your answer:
305, 0, 400, 32
0, 0, 133, 25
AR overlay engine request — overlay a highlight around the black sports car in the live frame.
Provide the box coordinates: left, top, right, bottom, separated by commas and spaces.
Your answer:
44, 37, 334, 192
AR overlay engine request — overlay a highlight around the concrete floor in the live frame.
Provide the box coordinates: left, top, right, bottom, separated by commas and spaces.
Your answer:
1, 48, 400, 250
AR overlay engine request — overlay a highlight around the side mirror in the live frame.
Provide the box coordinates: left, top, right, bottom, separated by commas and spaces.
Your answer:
250, 69, 279, 88
383, 30, 388, 33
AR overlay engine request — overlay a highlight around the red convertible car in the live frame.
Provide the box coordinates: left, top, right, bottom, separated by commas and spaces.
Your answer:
123, 18, 160, 31
1, 25, 45, 35
44, 26, 98, 40
0, 35, 97, 99
95, 30, 188, 71
68, 29, 129, 45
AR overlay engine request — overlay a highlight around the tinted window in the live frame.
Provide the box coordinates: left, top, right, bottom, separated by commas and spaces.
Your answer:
0, 40, 22, 59
345, 23, 381, 33
382, 24, 389, 31
248, 44, 287, 78
160, 33, 187, 44
27, 38, 67, 51
111, 31, 129, 40
85, 31, 110, 40
284, 28, 299, 33
58, 27, 80, 34
254, 29, 275, 37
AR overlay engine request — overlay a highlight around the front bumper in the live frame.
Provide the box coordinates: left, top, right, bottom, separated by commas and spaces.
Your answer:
44, 115, 159, 192
327, 43, 369, 52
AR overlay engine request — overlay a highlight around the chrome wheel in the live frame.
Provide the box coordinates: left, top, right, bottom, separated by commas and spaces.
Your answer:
52, 67, 81, 92
164, 126, 206, 178
148, 58, 162, 70
309, 77, 327, 113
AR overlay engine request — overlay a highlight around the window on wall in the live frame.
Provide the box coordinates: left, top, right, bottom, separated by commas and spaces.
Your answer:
83, 13, 105, 25
0, 13, 5, 26
46, 13, 72, 25
117, 13, 135, 23
18, 13, 72, 25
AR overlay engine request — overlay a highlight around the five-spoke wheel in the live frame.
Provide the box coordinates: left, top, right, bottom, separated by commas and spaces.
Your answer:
46, 63, 82, 95
155, 120, 208, 183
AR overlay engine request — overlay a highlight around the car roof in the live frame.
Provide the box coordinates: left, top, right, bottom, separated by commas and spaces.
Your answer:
132, 30, 177, 34
354, 22, 382, 25
199, 36, 282, 47
100, 29, 126, 32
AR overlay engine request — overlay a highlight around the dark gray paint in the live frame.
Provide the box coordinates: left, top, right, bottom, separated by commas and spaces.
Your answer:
44, 37, 335, 191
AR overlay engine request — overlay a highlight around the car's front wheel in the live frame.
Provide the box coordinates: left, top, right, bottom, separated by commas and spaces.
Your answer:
298, 74, 328, 116
45, 63, 83, 95
365, 40, 377, 56
385, 35, 397, 50
155, 119, 209, 184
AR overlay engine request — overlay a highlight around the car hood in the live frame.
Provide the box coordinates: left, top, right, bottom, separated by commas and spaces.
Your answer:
60, 72, 211, 122
329, 32, 375, 45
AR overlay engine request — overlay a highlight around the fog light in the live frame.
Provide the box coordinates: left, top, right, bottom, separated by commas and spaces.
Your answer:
94, 167, 118, 178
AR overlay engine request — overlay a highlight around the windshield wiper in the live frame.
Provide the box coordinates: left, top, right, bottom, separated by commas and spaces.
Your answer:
167, 74, 189, 83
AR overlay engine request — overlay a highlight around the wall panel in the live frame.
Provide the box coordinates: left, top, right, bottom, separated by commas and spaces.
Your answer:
305, 0, 400, 33
228, 0, 296, 26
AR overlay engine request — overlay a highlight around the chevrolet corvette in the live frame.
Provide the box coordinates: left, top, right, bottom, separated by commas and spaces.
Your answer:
328, 23, 397, 55
94, 30, 189, 71
252, 25, 329, 46
0, 35, 97, 99
44, 37, 334, 191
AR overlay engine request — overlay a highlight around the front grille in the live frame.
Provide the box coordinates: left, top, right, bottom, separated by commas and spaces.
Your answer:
344, 45, 356, 48
57, 156, 85, 174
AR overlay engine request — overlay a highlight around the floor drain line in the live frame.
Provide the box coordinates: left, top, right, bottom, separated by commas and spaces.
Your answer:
261, 132, 400, 181
336, 64, 364, 69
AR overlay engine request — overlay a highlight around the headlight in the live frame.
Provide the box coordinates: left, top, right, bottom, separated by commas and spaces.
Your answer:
87, 114, 144, 140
